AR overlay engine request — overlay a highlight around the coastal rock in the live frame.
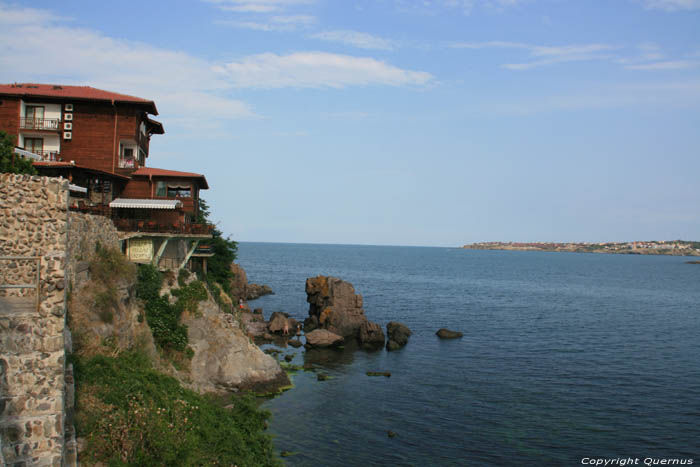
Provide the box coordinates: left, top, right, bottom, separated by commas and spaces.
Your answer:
288, 339, 303, 348
183, 293, 290, 394
305, 276, 368, 339
304, 329, 344, 348
303, 315, 319, 332
436, 328, 463, 339
386, 321, 412, 351
229, 262, 274, 301
358, 321, 386, 349
268, 312, 290, 334
241, 312, 267, 338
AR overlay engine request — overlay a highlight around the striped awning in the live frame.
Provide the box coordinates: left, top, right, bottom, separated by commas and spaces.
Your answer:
109, 198, 181, 209
69, 184, 87, 193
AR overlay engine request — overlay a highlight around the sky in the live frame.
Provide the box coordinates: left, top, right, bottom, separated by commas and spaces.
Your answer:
1, 0, 699, 246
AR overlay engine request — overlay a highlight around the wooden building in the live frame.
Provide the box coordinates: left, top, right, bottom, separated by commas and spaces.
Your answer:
0, 83, 213, 271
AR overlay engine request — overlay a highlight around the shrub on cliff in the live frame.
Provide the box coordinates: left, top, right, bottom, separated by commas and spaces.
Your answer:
196, 198, 238, 295
0, 131, 36, 175
74, 351, 281, 466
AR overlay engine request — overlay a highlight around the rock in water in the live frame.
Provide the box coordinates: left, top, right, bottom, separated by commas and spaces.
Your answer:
436, 328, 463, 339
229, 262, 274, 301
359, 320, 386, 349
305, 275, 369, 339
305, 329, 344, 348
386, 321, 412, 351
268, 311, 290, 334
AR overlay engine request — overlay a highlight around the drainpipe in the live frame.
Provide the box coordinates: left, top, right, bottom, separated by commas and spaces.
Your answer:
112, 100, 117, 173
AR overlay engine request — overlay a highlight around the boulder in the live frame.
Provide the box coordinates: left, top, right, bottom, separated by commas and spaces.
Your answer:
305, 329, 344, 348
268, 312, 290, 334
229, 262, 274, 301
386, 321, 412, 351
436, 328, 463, 339
358, 321, 385, 349
288, 339, 303, 348
303, 315, 319, 332
305, 276, 368, 339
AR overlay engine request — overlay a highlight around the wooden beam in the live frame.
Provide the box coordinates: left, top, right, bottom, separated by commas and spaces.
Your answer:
179, 239, 201, 270
152, 237, 170, 267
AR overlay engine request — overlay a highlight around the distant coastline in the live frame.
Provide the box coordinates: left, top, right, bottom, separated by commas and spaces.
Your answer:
461, 240, 700, 257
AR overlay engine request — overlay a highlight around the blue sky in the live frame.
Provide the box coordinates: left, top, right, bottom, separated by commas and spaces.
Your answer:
1, 0, 699, 246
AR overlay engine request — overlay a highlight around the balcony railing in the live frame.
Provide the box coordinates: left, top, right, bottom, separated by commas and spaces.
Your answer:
113, 218, 214, 235
20, 118, 61, 131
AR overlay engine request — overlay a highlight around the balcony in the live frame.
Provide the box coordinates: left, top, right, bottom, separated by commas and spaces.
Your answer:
20, 118, 61, 131
17, 147, 61, 161
113, 218, 214, 235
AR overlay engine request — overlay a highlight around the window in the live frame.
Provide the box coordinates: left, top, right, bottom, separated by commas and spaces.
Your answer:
167, 186, 191, 198
120, 147, 135, 168
155, 181, 166, 197
24, 137, 43, 154
26, 105, 45, 121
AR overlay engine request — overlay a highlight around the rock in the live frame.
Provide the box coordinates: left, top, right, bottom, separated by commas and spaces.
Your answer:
253, 308, 263, 314
386, 321, 412, 351
263, 333, 274, 341
288, 339, 303, 348
358, 321, 385, 349
284, 354, 294, 362
229, 262, 274, 301
240, 312, 266, 338
436, 328, 463, 339
387, 431, 397, 438
268, 312, 290, 334
317, 373, 330, 381
183, 293, 290, 394
305, 276, 368, 339
246, 283, 274, 300
366, 371, 391, 377
304, 329, 344, 348
303, 315, 319, 332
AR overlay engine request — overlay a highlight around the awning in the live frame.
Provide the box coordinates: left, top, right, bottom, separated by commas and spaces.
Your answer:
167, 184, 190, 189
109, 198, 182, 209
69, 184, 87, 193
13, 147, 42, 161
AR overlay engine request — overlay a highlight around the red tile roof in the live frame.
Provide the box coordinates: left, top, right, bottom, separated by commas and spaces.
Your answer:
0, 83, 158, 114
131, 167, 209, 189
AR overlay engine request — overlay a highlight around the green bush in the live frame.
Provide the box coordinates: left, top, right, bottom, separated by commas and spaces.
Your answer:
172, 280, 208, 314
90, 245, 136, 284
74, 351, 281, 466
0, 131, 36, 175
177, 268, 190, 287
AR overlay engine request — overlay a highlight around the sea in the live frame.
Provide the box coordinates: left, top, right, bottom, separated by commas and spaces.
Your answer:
237, 242, 700, 466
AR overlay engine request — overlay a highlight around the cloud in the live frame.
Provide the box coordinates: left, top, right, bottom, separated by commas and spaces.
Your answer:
395, 0, 522, 15
212, 52, 433, 88
205, 0, 314, 13
624, 60, 700, 70
489, 80, 700, 115
310, 30, 395, 50
452, 41, 615, 70
0, 3, 257, 131
642, 0, 700, 11
216, 14, 315, 31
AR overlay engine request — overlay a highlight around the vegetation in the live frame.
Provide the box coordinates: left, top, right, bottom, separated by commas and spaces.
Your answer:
196, 198, 238, 295
73, 351, 281, 466
0, 130, 37, 175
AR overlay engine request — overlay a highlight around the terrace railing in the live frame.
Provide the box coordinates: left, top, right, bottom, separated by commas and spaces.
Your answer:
20, 118, 61, 131
112, 219, 213, 235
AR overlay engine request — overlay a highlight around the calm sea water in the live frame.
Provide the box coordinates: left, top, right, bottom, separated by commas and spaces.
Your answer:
237, 242, 700, 466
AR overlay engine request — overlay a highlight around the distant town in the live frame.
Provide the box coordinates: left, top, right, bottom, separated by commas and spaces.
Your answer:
462, 240, 700, 256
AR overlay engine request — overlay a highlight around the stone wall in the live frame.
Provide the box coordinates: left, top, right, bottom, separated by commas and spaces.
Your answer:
0, 173, 69, 466
66, 212, 119, 288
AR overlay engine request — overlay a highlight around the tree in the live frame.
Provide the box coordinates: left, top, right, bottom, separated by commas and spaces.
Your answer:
197, 197, 238, 293
0, 131, 37, 175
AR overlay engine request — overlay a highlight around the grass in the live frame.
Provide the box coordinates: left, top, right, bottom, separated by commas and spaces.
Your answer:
73, 351, 281, 467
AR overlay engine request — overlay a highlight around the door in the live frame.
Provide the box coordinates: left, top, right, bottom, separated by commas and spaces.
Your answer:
25, 106, 45, 129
